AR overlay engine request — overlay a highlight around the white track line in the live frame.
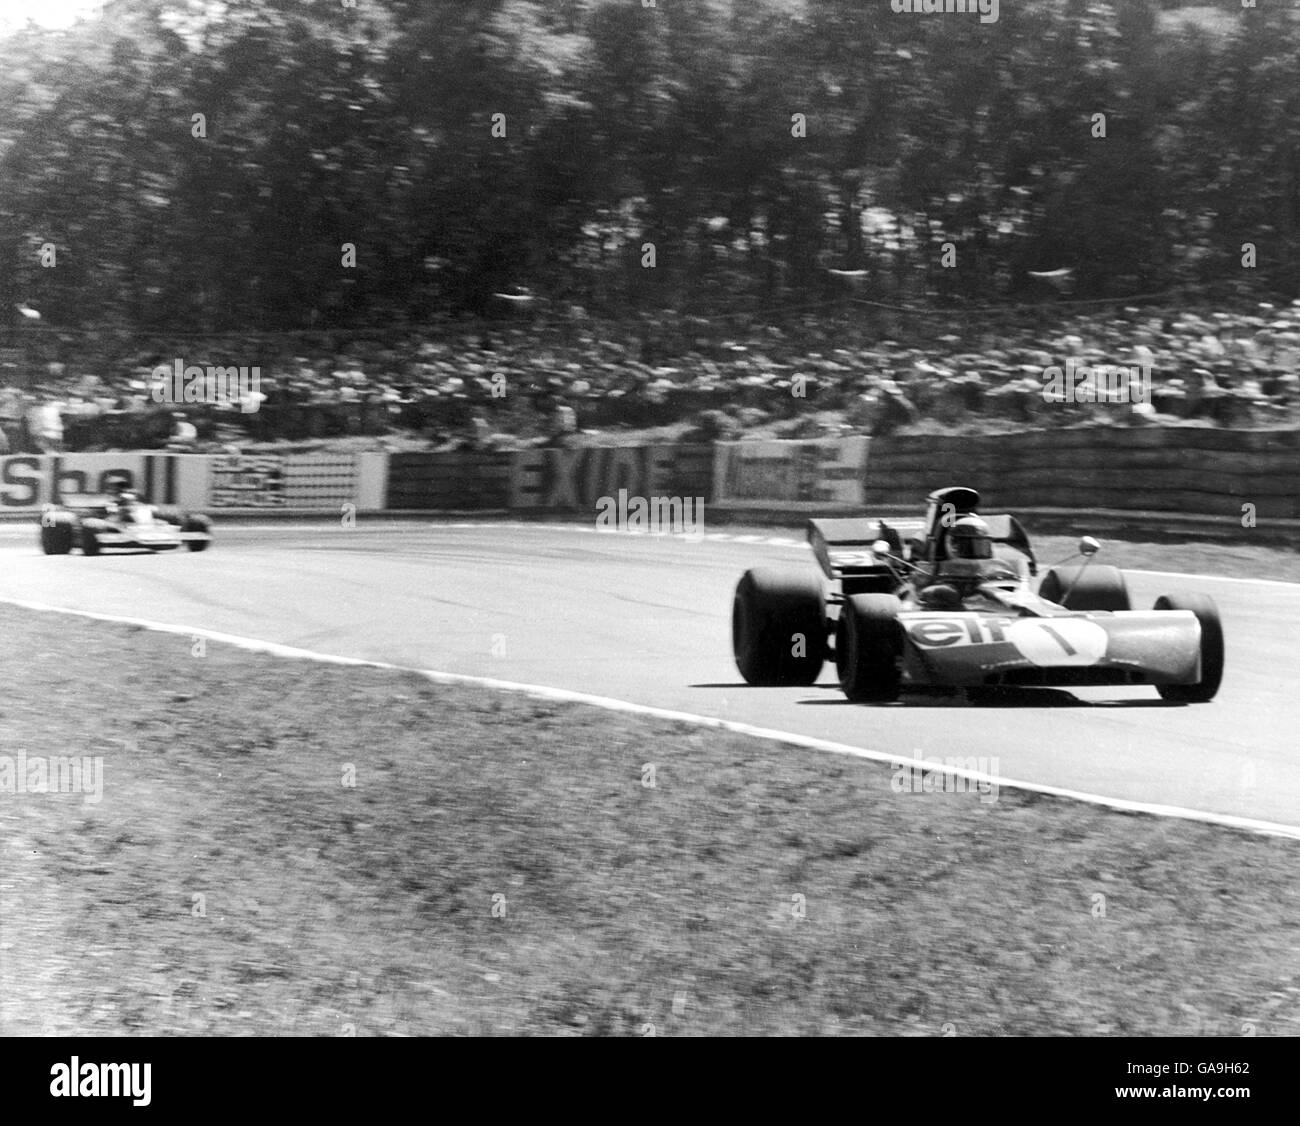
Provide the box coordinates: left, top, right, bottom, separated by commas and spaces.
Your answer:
3, 593, 1298, 841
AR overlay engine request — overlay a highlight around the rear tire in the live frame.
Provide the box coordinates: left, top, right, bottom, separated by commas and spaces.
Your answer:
182, 513, 212, 551
1154, 593, 1223, 702
836, 593, 903, 703
1039, 564, 1130, 611
39, 520, 73, 555
732, 567, 826, 686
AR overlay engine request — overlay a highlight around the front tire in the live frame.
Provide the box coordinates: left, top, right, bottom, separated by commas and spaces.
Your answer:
1039, 564, 1130, 611
836, 593, 903, 703
1154, 593, 1223, 702
732, 567, 826, 686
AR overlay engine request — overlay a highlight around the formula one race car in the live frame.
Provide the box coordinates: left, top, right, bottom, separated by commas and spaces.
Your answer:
39, 491, 212, 556
731, 486, 1223, 703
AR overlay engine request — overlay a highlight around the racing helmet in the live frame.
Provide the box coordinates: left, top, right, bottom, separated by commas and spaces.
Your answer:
946, 515, 993, 560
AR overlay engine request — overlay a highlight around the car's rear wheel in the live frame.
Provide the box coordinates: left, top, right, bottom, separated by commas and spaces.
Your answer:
182, 514, 212, 551
39, 520, 74, 555
1038, 564, 1130, 611
732, 566, 826, 686
1154, 593, 1223, 702
836, 593, 903, 703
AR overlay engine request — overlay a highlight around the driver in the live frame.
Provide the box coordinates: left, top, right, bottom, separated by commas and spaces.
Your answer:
917, 515, 1007, 606
945, 514, 994, 561
115, 490, 139, 522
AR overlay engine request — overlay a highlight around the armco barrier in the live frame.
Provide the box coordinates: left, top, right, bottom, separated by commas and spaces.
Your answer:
7, 433, 1298, 534
508, 445, 713, 513
202, 452, 388, 512
0, 452, 387, 516
713, 437, 869, 511
0, 453, 208, 512
387, 451, 512, 510
861, 428, 1300, 519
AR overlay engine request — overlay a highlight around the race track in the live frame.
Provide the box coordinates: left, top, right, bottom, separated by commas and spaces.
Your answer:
1, 521, 1296, 828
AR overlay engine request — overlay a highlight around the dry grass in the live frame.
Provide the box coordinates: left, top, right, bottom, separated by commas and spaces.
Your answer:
2, 605, 1297, 1036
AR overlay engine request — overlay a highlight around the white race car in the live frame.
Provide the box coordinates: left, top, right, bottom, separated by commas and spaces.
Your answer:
40, 493, 212, 555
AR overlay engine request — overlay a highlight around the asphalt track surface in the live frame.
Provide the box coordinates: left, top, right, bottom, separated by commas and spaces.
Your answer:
1, 521, 1296, 829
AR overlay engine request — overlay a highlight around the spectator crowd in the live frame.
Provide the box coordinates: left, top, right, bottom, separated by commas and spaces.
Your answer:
2, 300, 1299, 455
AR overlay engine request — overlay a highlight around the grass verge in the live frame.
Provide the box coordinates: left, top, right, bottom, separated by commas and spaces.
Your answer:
0, 604, 1296, 1036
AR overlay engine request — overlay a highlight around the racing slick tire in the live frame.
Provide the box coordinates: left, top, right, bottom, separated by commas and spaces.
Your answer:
732, 567, 826, 686
1153, 593, 1223, 703
1038, 564, 1130, 611
182, 514, 212, 551
40, 519, 74, 555
836, 593, 903, 704
154, 505, 183, 525
79, 521, 106, 556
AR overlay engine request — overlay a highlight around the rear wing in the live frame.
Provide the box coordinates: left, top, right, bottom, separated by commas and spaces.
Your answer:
57, 494, 115, 517
807, 517, 926, 580
809, 512, 1037, 579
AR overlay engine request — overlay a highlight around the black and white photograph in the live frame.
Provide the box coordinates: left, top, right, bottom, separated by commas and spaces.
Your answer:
0, 0, 1294, 1101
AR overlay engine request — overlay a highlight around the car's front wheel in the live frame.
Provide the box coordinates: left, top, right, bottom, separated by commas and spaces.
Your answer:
1154, 593, 1223, 702
1038, 564, 1130, 611
836, 593, 903, 703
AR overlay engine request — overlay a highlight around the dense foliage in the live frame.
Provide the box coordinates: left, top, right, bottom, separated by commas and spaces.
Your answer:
1, 0, 1297, 337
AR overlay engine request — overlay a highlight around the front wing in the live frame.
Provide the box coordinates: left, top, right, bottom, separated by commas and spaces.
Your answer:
896, 610, 1202, 688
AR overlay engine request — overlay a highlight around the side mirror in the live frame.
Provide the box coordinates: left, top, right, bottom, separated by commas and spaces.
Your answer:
1078, 536, 1101, 557
872, 539, 892, 557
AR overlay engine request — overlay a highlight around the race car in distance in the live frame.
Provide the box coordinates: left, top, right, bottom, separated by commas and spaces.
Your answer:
39, 491, 212, 556
732, 486, 1223, 703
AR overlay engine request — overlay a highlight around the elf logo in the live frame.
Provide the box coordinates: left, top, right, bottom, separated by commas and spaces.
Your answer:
49, 1056, 151, 1107
908, 616, 1108, 666
907, 617, 1016, 648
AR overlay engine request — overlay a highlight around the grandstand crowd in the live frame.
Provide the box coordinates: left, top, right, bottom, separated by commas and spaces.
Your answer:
2, 299, 1299, 455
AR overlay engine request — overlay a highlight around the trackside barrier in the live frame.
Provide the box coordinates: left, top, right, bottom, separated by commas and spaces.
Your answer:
208, 453, 361, 509
712, 437, 869, 512
0, 453, 208, 511
386, 451, 511, 510
861, 428, 1300, 519
5, 432, 1297, 533
0, 453, 387, 516
508, 445, 713, 513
